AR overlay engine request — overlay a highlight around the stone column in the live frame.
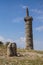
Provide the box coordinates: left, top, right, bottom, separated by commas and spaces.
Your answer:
24, 8, 33, 50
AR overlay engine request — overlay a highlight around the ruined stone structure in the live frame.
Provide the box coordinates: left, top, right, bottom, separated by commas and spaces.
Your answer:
7, 43, 13, 56
24, 8, 33, 49
7, 42, 17, 56
12, 42, 17, 56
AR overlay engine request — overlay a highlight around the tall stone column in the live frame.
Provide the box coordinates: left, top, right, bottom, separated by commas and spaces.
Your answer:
24, 8, 33, 50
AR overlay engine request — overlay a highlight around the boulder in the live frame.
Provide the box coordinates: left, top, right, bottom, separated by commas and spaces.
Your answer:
12, 42, 17, 56
7, 42, 17, 56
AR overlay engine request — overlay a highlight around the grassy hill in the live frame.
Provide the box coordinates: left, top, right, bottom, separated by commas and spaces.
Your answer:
0, 45, 43, 65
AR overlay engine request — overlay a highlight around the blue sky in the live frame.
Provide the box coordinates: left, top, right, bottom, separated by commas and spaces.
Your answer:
0, 0, 43, 50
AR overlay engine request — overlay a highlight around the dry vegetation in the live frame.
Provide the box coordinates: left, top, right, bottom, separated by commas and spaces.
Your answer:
0, 45, 43, 65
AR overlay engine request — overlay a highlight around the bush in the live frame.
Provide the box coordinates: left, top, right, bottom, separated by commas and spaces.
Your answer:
0, 41, 3, 45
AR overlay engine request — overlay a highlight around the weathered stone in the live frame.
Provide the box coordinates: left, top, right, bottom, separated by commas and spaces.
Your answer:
7, 43, 13, 56
24, 8, 33, 50
12, 42, 17, 56
7, 42, 17, 56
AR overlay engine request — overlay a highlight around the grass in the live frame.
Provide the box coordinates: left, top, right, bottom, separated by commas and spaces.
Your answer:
0, 57, 43, 65
0, 45, 43, 65
17, 48, 43, 54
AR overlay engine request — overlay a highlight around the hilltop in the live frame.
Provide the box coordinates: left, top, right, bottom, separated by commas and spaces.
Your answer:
0, 45, 43, 65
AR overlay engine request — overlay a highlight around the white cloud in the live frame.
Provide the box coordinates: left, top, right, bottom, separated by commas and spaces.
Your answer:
13, 17, 23, 23
6, 39, 14, 43
0, 36, 5, 42
0, 36, 25, 45
30, 8, 43, 22
19, 37, 26, 43
0, 36, 14, 43
35, 16, 43, 21
34, 39, 43, 50
30, 9, 43, 14
15, 37, 26, 48
16, 37, 25, 44
22, 6, 27, 9
20, 5, 28, 9
36, 26, 43, 31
